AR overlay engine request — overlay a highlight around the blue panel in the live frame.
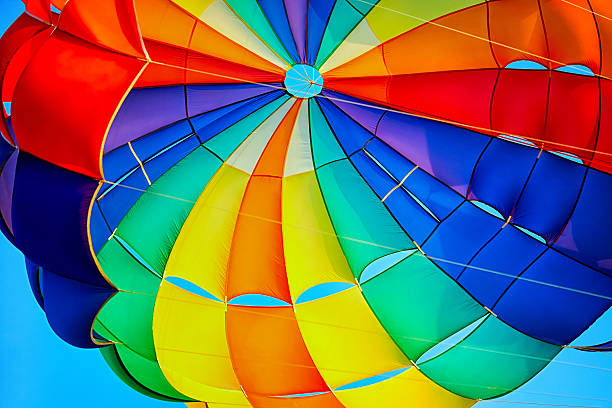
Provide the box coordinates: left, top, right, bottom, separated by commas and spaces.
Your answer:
307, 0, 336, 65
131, 120, 193, 161
351, 151, 438, 243
12, 152, 110, 288
322, 90, 386, 135
458, 225, 546, 307
423, 201, 504, 279
317, 98, 372, 155
90, 202, 112, 254
102, 144, 140, 185
296, 282, 355, 303
512, 151, 586, 243
142, 135, 200, 183
258, 0, 300, 63
191, 90, 285, 143
376, 111, 490, 196
365, 138, 464, 220
554, 168, 612, 276
494, 250, 612, 345
41, 268, 115, 348
97, 169, 149, 231
469, 138, 539, 218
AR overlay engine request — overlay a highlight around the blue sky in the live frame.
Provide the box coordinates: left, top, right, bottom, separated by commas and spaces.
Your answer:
0, 1, 611, 407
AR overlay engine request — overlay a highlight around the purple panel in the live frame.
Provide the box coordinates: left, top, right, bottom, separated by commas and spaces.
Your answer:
0, 149, 17, 234
187, 83, 278, 117
284, 0, 308, 62
104, 86, 187, 153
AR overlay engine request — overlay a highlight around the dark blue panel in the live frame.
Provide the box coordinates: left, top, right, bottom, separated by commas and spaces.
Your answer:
307, 0, 336, 65
90, 202, 112, 254
41, 268, 115, 348
555, 168, 612, 277
131, 120, 192, 161
258, 0, 300, 63
494, 250, 612, 344
317, 98, 372, 155
97, 169, 149, 231
191, 90, 285, 143
469, 138, 539, 218
364, 138, 463, 220
351, 151, 437, 243
376, 111, 490, 196
142, 135, 200, 182
0, 149, 17, 243
422, 201, 504, 279
25, 258, 44, 309
512, 151, 586, 243
12, 152, 110, 288
322, 90, 386, 134
0, 133, 14, 164
458, 225, 546, 307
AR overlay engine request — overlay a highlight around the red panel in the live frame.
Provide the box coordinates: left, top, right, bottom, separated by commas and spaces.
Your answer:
58, 0, 146, 58
491, 69, 549, 141
226, 305, 331, 398
544, 71, 599, 160
326, 69, 498, 132
594, 79, 612, 173
11, 31, 145, 178
0, 13, 51, 145
22, 0, 51, 23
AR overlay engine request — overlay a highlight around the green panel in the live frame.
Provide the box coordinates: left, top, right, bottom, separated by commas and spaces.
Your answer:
100, 346, 188, 402
205, 94, 290, 159
115, 344, 190, 401
419, 316, 562, 399
314, 0, 378, 68
315, 159, 413, 276
361, 253, 486, 359
225, 0, 295, 64
95, 292, 156, 360
309, 99, 347, 168
116, 147, 222, 273
97, 238, 161, 294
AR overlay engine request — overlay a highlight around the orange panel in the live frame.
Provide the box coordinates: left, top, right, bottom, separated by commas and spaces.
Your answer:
58, 0, 146, 58
134, 0, 196, 49
226, 175, 290, 302
592, 0, 612, 76
11, 31, 144, 177
489, 0, 549, 67
226, 305, 331, 398
190, 21, 285, 76
540, 0, 600, 71
225, 102, 301, 301
327, 3, 496, 78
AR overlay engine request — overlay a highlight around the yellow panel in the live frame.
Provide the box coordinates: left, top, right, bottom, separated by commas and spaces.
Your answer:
366, 0, 484, 43
282, 171, 354, 300
198, 0, 289, 70
294, 286, 410, 389
153, 281, 248, 404
164, 164, 249, 300
335, 368, 476, 408
173, 0, 216, 17
319, 19, 381, 74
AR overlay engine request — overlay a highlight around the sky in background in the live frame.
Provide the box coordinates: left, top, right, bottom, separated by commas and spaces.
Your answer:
0, 1, 611, 407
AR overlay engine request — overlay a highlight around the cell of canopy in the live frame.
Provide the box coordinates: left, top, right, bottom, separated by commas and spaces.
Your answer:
3, 1, 612, 407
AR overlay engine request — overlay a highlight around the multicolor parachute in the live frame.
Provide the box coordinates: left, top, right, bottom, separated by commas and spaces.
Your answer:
1, 0, 611, 407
